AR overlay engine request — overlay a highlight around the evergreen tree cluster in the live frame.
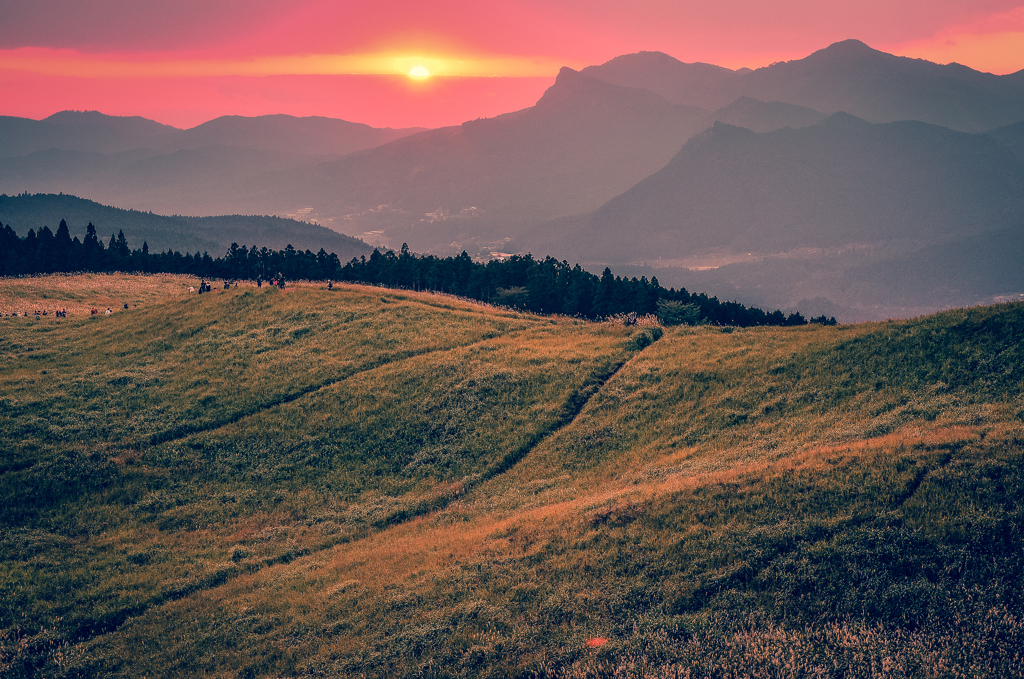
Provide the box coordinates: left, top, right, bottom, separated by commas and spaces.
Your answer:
2, 219, 182, 276
0, 220, 343, 282
1, 220, 833, 326
336, 247, 816, 326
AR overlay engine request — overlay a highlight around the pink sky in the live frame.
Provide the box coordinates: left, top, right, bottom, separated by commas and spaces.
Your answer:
2, 0, 1023, 129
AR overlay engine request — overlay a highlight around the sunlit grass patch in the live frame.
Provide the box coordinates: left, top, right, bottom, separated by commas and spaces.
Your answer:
0, 272, 196, 316
70, 420, 1024, 676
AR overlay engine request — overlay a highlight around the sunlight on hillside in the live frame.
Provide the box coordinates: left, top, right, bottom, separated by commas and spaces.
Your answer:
1, 275, 1022, 677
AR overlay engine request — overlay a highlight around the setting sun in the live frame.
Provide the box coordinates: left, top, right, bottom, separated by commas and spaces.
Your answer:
409, 65, 430, 78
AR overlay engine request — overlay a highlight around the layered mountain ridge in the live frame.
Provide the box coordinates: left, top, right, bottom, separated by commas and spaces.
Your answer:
528, 113, 1024, 320
3, 39, 1024, 320
583, 39, 1024, 133
0, 111, 422, 158
536, 114, 1024, 262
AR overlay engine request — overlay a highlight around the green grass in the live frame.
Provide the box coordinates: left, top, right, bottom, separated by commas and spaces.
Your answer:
1, 275, 1022, 678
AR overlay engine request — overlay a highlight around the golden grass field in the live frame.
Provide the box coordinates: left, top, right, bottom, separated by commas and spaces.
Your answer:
0, 273, 199, 316
1, 274, 1022, 678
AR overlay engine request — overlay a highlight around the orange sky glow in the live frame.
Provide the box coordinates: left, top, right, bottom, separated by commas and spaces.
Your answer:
1, 0, 1022, 129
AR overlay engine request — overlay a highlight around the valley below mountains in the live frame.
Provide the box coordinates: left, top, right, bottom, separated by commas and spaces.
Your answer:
3, 39, 1024, 321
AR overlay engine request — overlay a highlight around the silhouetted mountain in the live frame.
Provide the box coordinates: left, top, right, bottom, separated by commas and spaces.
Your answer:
167, 115, 423, 156
581, 51, 741, 110
0, 111, 422, 159
0, 112, 425, 218
249, 67, 712, 252
541, 115, 1024, 260
584, 40, 1024, 133
0, 193, 373, 259
0, 111, 177, 156
530, 115, 1024, 320
742, 40, 1024, 133
4, 40, 1024, 301
44, 110, 174, 136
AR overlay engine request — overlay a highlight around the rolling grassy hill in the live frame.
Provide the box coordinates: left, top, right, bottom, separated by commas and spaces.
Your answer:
1, 275, 1022, 677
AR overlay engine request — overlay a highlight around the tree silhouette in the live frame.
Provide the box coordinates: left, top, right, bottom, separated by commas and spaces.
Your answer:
0, 221, 807, 327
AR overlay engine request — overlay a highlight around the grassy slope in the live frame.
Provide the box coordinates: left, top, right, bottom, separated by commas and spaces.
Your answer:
1, 275, 1022, 678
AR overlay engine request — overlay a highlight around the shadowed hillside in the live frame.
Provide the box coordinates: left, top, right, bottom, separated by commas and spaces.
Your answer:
987, 119, 1024, 162
0, 193, 373, 259
543, 115, 1024, 262
1, 275, 1022, 677
705, 96, 826, 132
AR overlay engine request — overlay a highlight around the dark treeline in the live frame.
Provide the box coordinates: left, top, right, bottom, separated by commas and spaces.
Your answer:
0, 220, 337, 283
1, 220, 835, 326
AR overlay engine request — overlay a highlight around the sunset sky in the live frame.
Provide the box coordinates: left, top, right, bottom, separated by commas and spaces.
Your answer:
2, 0, 1023, 130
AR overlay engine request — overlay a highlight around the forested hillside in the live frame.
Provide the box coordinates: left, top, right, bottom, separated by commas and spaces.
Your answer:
1, 221, 824, 326
0, 193, 373, 258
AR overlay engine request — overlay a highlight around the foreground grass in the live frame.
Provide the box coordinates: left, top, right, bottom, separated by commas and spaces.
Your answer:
1, 275, 1022, 677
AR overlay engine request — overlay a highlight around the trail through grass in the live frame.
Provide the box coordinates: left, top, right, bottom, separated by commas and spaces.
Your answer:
1, 275, 1022, 677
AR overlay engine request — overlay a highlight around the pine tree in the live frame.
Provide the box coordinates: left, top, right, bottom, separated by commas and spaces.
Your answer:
53, 219, 74, 272
83, 223, 102, 270
593, 267, 616, 317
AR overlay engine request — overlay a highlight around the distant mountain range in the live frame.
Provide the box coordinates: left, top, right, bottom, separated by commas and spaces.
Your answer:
0, 112, 424, 220
0, 110, 422, 158
536, 114, 1024, 260
240, 67, 716, 250
582, 40, 1024, 133
2, 39, 1023, 320
529, 114, 1024, 320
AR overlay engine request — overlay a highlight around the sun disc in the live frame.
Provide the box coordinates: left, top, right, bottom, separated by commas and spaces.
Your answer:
409, 65, 430, 78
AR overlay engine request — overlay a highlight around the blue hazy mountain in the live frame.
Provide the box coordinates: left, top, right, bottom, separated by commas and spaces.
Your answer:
528, 114, 1024, 321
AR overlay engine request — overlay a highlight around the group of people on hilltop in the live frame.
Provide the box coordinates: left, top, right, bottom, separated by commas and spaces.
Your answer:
6, 308, 68, 317
187, 274, 337, 295
250, 274, 289, 290
7, 271, 339, 320
2, 307, 115, 318
191, 279, 249, 294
